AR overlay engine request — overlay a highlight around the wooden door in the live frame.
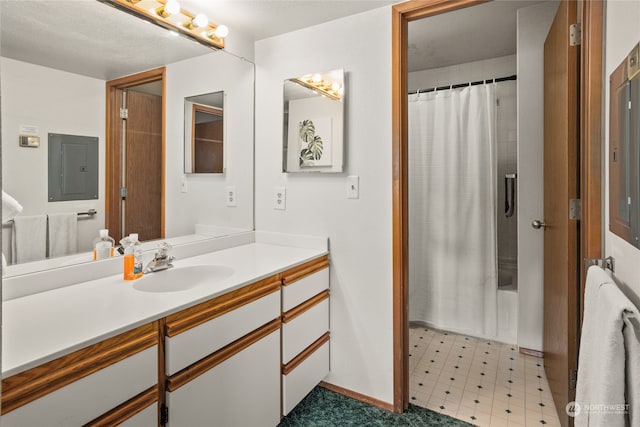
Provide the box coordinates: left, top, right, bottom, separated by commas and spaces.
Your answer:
543, 1, 579, 426
106, 67, 165, 244
124, 90, 163, 242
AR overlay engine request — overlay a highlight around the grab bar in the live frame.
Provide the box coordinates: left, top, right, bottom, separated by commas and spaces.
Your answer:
504, 173, 517, 218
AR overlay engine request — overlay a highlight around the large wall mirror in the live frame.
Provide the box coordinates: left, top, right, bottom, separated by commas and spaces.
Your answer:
1, 0, 255, 276
609, 42, 640, 248
282, 69, 345, 173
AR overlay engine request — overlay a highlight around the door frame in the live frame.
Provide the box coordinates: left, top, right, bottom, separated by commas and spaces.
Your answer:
390, 0, 602, 413
105, 67, 166, 241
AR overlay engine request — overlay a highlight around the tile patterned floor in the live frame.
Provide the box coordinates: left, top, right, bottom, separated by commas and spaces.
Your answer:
409, 326, 562, 427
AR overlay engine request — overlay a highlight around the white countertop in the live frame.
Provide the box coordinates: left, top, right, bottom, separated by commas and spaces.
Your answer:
2, 242, 327, 377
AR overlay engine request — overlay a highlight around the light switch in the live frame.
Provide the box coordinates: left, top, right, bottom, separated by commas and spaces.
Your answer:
347, 175, 359, 199
274, 187, 286, 210
226, 186, 237, 207
181, 175, 188, 193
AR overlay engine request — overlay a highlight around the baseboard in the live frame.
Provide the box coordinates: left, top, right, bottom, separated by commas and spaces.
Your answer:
519, 347, 544, 358
319, 382, 395, 412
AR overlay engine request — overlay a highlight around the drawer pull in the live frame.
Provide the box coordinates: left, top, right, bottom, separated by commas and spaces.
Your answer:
282, 290, 329, 324
282, 332, 330, 375
282, 256, 329, 286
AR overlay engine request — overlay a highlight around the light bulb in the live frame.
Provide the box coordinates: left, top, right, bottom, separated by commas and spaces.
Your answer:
214, 25, 229, 38
165, 0, 180, 15
312, 74, 322, 83
192, 13, 208, 28
331, 82, 341, 92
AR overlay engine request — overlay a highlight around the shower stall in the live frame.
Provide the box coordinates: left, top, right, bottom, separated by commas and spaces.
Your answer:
407, 73, 518, 343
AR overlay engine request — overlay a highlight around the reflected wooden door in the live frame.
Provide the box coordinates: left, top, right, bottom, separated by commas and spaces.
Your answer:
542, 1, 579, 426
124, 90, 163, 241
106, 68, 165, 243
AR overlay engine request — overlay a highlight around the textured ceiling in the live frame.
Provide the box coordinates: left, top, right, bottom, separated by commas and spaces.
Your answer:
0, 0, 397, 80
408, 1, 547, 72
1, 0, 553, 80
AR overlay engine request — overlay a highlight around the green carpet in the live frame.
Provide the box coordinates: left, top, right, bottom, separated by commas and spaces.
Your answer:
278, 387, 474, 426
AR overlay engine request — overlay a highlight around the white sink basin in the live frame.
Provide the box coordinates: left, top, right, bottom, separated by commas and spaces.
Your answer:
133, 265, 234, 293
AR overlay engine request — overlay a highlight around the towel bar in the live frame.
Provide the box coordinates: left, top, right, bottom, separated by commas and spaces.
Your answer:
584, 256, 615, 272
3, 209, 97, 226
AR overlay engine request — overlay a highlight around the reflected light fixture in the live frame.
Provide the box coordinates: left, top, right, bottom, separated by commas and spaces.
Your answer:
292, 73, 343, 100
100, 0, 228, 49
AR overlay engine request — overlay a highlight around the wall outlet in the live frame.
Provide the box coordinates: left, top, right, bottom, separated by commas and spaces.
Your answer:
226, 186, 237, 207
347, 175, 359, 199
274, 187, 286, 210
180, 175, 188, 193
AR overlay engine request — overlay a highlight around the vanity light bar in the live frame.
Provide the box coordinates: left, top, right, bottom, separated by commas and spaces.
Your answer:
100, 0, 226, 50
291, 75, 342, 100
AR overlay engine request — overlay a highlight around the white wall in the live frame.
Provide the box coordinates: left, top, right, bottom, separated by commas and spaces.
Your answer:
604, 0, 640, 304
165, 51, 255, 238
255, 7, 394, 404
515, 1, 558, 352
408, 55, 516, 92
1, 57, 105, 258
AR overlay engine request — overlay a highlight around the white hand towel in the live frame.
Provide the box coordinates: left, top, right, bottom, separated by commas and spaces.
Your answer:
47, 212, 77, 258
12, 215, 47, 263
576, 266, 640, 427
2, 190, 23, 223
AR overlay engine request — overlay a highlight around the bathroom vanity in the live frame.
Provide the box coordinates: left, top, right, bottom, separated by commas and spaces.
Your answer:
1, 237, 330, 426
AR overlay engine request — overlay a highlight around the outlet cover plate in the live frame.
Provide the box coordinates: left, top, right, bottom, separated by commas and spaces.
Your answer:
226, 186, 237, 207
274, 187, 286, 210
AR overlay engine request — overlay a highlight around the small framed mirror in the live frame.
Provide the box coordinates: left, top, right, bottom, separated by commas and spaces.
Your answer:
283, 69, 345, 173
184, 91, 225, 174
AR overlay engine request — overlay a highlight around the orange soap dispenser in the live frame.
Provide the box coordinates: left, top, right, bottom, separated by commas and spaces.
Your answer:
120, 233, 143, 280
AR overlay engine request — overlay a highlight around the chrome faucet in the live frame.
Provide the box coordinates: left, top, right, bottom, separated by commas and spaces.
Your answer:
143, 242, 175, 273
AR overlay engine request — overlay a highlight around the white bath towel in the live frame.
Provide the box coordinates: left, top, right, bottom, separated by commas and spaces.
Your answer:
575, 265, 640, 427
12, 215, 47, 263
47, 212, 77, 258
2, 190, 23, 223
624, 313, 640, 427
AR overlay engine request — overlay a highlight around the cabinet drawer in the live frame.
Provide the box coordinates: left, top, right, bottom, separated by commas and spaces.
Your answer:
282, 338, 330, 416
1, 346, 158, 427
166, 290, 280, 375
167, 327, 281, 427
282, 295, 329, 364
282, 256, 329, 312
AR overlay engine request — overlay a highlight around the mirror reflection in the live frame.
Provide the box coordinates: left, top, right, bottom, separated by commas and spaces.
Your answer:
1, 1, 255, 275
185, 92, 225, 174
609, 42, 640, 249
283, 69, 345, 173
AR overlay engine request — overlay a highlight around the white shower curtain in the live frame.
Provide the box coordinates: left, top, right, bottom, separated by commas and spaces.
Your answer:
408, 84, 498, 339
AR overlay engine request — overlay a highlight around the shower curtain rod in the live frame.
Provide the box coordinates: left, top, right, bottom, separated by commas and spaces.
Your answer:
408, 74, 517, 95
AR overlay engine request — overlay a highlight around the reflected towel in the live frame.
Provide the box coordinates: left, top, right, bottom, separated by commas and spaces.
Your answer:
2, 190, 23, 223
12, 215, 47, 263
576, 266, 640, 427
48, 212, 77, 258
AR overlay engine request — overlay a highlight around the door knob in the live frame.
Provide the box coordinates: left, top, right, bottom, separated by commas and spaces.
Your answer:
531, 220, 546, 230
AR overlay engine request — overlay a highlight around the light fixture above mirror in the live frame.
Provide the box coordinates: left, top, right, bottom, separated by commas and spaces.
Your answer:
291, 73, 344, 101
99, 0, 228, 49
